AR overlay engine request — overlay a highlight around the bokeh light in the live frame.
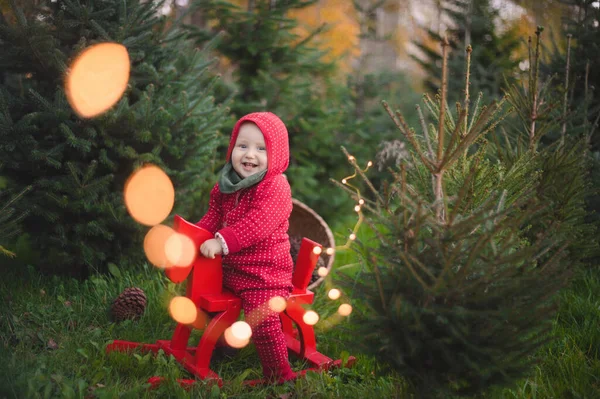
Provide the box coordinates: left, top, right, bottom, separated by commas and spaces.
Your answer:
317, 267, 329, 277
144, 224, 176, 268
326, 247, 335, 255
328, 289, 341, 300
303, 310, 319, 326
231, 321, 252, 340
192, 309, 208, 330
312, 246, 322, 255
268, 296, 287, 313
338, 303, 353, 316
165, 233, 196, 267
124, 165, 175, 226
65, 42, 130, 118
224, 326, 250, 348
169, 296, 197, 325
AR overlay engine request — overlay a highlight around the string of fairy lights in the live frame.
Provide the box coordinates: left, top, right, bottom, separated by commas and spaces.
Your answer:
63, 39, 368, 348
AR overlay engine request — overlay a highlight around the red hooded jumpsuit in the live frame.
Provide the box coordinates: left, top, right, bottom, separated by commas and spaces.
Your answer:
196, 112, 295, 381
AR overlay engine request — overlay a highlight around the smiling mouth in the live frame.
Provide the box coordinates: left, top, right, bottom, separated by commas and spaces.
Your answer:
242, 162, 257, 168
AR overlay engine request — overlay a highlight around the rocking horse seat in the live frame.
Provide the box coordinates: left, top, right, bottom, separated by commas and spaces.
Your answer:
199, 291, 241, 312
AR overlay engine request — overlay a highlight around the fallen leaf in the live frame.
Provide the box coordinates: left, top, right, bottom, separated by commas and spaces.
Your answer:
47, 338, 58, 350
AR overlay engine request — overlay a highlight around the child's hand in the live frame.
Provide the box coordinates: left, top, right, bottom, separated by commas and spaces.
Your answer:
200, 238, 222, 259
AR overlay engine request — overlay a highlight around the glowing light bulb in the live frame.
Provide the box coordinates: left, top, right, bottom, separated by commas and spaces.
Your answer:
349, 234, 356, 241
269, 296, 287, 313
312, 246, 322, 255
326, 247, 334, 256
224, 327, 250, 349
169, 296, 197, 325
338, 304, 353, 316
342, 179, 347, 184
65, 42, 130, 118
328, 289, 341, 300
348, 156, 355, 161
367, 161, 373, 167
354, 205, 361, 212
124, 165, 175, 226
317, 267, 329, 277
359, 199, 364, 205
303, 311, 319, 325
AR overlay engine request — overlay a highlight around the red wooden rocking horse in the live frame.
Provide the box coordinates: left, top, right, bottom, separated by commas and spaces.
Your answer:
105, 215, 355, 388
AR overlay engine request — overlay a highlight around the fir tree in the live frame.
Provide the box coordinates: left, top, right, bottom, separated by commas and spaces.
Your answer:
501, 27, 598, 268
0, 0, 228, 276
337, 38, 573, 397
540, 0, 600, 256
412, 0, 522, 104
184, 0, 398, 223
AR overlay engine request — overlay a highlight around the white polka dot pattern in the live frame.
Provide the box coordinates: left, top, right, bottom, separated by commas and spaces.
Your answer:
195, 112, 295, 381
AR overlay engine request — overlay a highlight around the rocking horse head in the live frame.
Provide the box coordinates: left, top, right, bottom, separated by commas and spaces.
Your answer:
164, 216, 223, 299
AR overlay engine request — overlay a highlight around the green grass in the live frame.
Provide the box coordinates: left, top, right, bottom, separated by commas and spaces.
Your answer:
0, 260, 406, 399
1, 239, 599, 398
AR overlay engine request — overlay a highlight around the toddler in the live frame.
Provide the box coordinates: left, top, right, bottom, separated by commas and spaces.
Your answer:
197, 112, 296, 382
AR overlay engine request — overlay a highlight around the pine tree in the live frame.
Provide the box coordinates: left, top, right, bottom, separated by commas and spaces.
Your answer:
337, 38, 573, 396
183, 0, 398, 223
501, 27, 598, 268
541, 0, 600, 256
0, 0, 228, 276
412, 0, 522, 104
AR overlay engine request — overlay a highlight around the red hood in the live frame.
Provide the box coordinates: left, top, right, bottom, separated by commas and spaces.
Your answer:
225, 112, 289, 180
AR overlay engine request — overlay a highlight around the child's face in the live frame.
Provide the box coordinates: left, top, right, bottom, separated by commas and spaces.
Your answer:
231, 122, 268, 178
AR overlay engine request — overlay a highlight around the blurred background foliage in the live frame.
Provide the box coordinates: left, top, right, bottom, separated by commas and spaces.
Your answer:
1, 0, 599, 275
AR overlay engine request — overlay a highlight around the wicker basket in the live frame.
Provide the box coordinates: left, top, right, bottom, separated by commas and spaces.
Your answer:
289, 198, 335, 290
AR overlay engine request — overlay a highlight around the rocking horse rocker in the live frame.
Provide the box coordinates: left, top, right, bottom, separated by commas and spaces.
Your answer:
106, 215, 356, 388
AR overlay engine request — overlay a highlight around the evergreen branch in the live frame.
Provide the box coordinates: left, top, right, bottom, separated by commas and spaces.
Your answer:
587, 109, 600, 141
468, 92, 483, 132
382, 101, 435, 172
416, 105, 434, 159
437, 36, 450, 165
8, 0, 27, 28
442, 100, 498, 170
463, 45, 472, 138
0, 185, 32, 213
561, 34, 572, 148
0, 246, 16, 258
89, 19, 112, 41
447, 154, 482, 226
370, 255, 388, 311
439, 108, 467, 170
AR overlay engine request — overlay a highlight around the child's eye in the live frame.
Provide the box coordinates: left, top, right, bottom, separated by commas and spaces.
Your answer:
238, 144, 247, 148
258, 147, 266, 151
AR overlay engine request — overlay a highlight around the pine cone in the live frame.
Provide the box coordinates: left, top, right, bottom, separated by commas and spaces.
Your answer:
111, 287, 147, 322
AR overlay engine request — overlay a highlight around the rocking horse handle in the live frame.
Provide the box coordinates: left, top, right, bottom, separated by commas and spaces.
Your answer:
164, 215, 223, 301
